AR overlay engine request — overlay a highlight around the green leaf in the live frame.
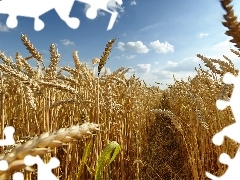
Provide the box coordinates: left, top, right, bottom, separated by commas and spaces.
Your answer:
94, 141, 121, 180
76, 139, 93, 178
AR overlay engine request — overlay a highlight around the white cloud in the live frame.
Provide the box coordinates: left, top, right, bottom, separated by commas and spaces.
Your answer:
199, 38, 240, 68
112, 55, 121, 59
107, 1, 125, 13
211, 40, 233, 50
149, 40, 174, 53
166, 61, 178, 67
150, 57, 204, 89
130, 0, 137, 5
113, 54, 136, 60
98, 11, 106, 16
154, 62, 159, 65
117, 41, 149, 53
125, 55, 136, 59
121, 56, 205, 90
152, 68, 197, 84
60, 39, 75, 46
0, 23, 9, 32
162, 56, 200, 72
152, 69, 176, 79
117, 42, 125, 51
136, 64, 151, 73
128, 51, 240, 90
199, 33, 208, 38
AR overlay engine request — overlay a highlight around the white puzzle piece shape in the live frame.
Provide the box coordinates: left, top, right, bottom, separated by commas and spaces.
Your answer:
0, 126, 15, 146
206, 70, 240, 179
0, 0, 123, 31
24, 155, 60, 180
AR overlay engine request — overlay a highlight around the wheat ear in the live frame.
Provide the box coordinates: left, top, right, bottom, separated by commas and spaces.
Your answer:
221, 0, 240, 49
0, 122, 100, 178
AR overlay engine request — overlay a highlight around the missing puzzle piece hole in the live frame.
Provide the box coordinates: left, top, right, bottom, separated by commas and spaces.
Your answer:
223, 73, 235, 84
212, 133, 224, 146
219, 153, 231, 165
34, 18, 45, 31
49, 157, 60, 168
6, 16, 18, 28
216, 100, 228, 110
12, 172, 24, 180
86, 8, 98, 19
24, 155, 35, 166
0, 160, 8, 171
66, 17, 80, 29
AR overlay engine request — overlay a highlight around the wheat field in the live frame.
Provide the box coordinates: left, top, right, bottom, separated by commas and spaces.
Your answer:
0, 0, 240, 179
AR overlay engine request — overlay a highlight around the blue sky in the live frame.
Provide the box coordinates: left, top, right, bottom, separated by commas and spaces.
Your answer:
0, 0, 240, 90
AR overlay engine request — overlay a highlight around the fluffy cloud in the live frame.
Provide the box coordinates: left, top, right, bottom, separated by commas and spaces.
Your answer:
122, 56, 206, 90
162, 56, 200, 72
128, 52, 240, 90
152, 69, 177, 79
152, 68, 197, 83
136, 64, 151, 73
125, 55, 136, 59
199, 33, 208, 38
149, 40, 174, 53
211, 40, 233, 50
60, 39, 75, 46
130, 0, 137, 5
150, 57, 205, 89
0, 23, 9, 32
117, 41, 149, 53
113, 54, 136, 60
117, 42, 125, 51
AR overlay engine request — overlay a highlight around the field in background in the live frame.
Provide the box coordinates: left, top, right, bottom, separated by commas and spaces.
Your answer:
0, 0, 240, 179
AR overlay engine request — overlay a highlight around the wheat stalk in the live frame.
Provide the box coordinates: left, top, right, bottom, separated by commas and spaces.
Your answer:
98, 38, 116, 76
0, 122, 100, 179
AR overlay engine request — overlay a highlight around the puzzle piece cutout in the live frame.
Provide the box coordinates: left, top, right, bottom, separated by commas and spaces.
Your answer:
0, 0, 123, 31
0, 126, 15, 146
24, 155, 60, 180
206, 148, 240, 179
0, 162, 29, 180
206, 71, 240, 179
0, 160, 8, 171
211, 72, 240, 146
0, 0, 79, 31
12, 172, 24, 180
77, 0, 123, 30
